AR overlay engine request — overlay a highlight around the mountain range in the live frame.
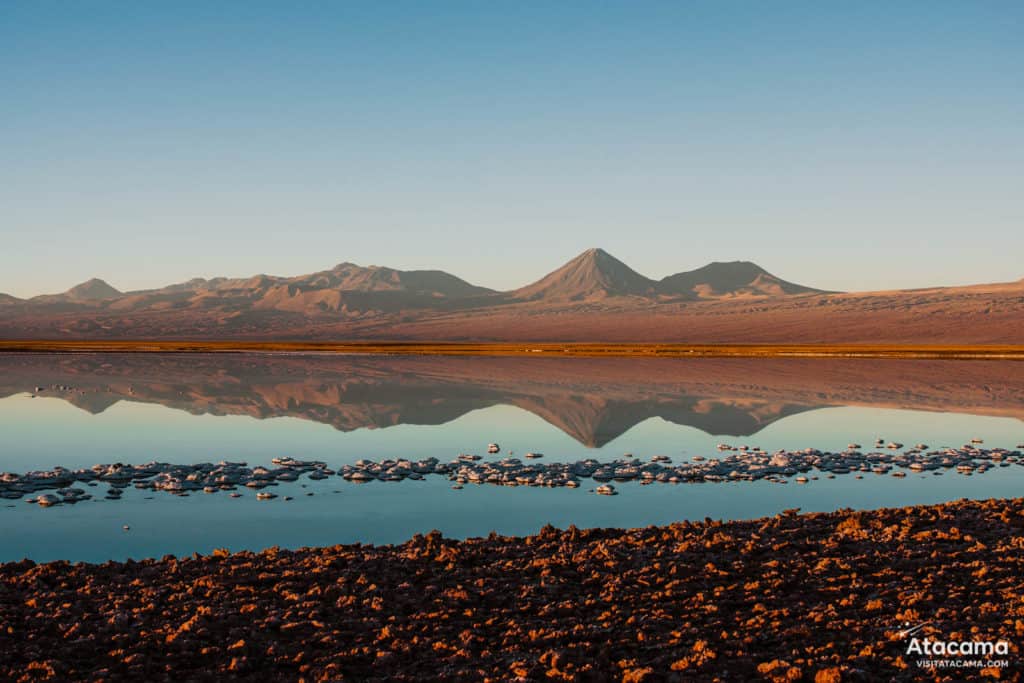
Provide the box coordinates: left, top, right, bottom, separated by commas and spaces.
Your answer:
1, 248, 1022, 342
0, 248, 818, 307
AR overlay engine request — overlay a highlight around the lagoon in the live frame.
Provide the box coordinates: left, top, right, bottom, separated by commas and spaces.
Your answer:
1, 353, 1022, 563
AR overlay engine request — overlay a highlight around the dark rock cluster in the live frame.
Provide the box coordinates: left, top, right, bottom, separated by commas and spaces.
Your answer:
2, 498, 1022, 681
3, 444, 1021, 508
0, 458, 333, 505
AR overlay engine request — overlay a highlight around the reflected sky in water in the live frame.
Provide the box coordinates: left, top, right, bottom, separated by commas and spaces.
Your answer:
2, 394, 1023, 471
1, 354, 1023, 562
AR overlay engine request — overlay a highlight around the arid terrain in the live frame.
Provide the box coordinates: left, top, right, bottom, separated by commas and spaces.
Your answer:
2, 249, 1022, 343
3, 354, 1023, 445
2, 497, 1021, 682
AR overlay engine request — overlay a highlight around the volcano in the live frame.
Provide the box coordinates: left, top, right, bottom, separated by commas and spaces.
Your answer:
510, 248, 658, 301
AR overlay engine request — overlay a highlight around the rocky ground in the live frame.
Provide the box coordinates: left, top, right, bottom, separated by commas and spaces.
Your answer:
2, 498, 1023, 682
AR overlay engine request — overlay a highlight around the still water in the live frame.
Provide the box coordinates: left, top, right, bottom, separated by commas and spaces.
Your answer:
1, 353, 1022, 562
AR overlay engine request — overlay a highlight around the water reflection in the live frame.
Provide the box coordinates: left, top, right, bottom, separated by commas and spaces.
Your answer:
2, 353, 1024, 562
2, 353, 1022, 446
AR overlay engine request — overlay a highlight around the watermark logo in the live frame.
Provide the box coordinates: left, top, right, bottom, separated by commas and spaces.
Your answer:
898, 621, 931, 639
897, 621, 1012, 671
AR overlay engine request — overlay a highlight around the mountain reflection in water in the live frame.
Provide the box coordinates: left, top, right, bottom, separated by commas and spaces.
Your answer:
1, 354, 1022, 447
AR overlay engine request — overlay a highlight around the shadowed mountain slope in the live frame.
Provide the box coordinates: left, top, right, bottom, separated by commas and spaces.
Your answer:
309, 263, 495, 297
66, 278, 122, 300
659, 261, 825, 298
510, 248, 658, 301
36, 278, 122, 303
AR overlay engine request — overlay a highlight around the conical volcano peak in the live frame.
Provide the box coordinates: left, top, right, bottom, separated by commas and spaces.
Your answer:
511, 248, 657, 301
707, 260, 762, 272
575, 247, 621, 263
65, 278, 121, 300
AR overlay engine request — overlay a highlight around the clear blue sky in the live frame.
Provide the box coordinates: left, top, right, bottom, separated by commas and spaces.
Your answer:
2, 1, 1022, 297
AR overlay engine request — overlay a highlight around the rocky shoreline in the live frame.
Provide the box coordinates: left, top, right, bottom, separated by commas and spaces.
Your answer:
2, 498, 1023, 681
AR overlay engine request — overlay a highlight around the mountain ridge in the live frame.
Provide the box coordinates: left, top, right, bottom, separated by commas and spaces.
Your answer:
4, 248, 823, 309
2, 248, 1022, 343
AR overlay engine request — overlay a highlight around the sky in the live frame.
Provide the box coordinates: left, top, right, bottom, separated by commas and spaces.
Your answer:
2, 1, 1022, 298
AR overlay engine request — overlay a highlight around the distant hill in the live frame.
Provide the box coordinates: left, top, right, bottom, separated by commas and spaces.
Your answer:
224, 263, 497, 314
28, 278, 122, 305
64, 278, 122, 301
155, 277, 230, 293
659, 261, 825, 299
0, 293, 21, 306
511, 248, 657, 301
310, 263, 495, 297
54, 262, 497, 315
1, 248, 1022, 343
